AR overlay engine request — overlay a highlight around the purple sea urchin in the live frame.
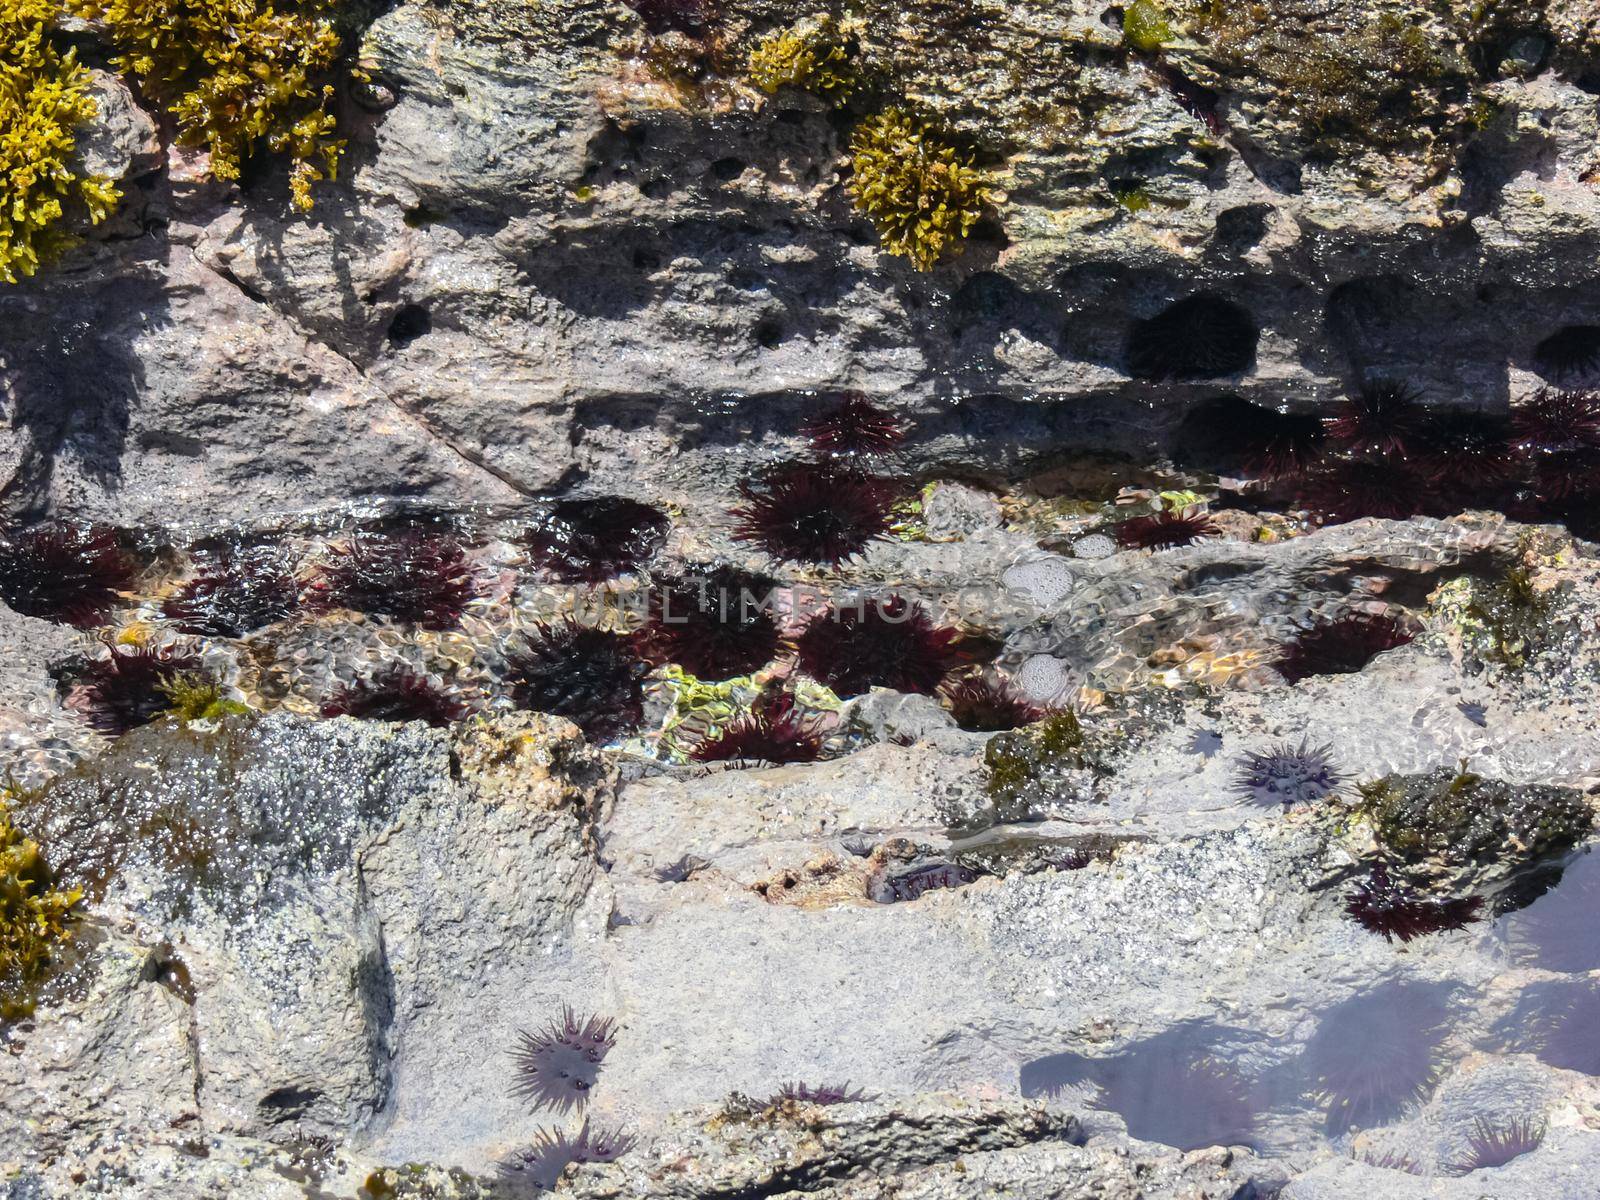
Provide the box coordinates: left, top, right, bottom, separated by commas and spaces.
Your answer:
1533, 325, 1600, 383
1449, 1116, 1546, 1173
510, 1008, 618, 1113
307, 530, 481, 631
1344, 861, 1482, 943
1126, 294, 1258, 381
731, 463, 897, 567
686, 691, 827, 765
1273, 611, 1416, 684
794, 595, 964, 697
1112, 507, 1219, 551
320, 665, 473, 728
800, 395, 906, 462
1325, 380, 1429, 458
163, 545, 299, 638
0, 524, 136, 628
65, 642, 204, 736
1231, 739, 1346, 809
1511, 387, 1600, 456
939, 674, 1045, 732
503, 621, 648, 743
770, 1081, 875, 1105
522, 498, 670, 583
498, 1120, 636, 1192
1304, 458, 1429, 523
634, 565, 781, 680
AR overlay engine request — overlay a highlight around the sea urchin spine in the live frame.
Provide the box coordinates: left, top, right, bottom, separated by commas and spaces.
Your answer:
307, 530, 482, 631
65, 642, 204, 736
320, 665, 474, 728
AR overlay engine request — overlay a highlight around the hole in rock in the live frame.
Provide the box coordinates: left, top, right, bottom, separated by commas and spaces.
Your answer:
387, 304, 432, 346
1125, 294, 1257, 380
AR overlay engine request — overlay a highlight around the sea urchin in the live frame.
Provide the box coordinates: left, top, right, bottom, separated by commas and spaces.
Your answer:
795, 595, 964, 697
498, 1120, 636, 1192
163, 544, 300, 638
769, 1081, 875, 1106
320, 665, 474, 728
939, 674, 1045, 732
1125, 294, 1258, 381
65, 642, 204, 736
1344, 861, 1482, 944
0, 523, 136, 628
1325, 380, 1429, 458
307, 530, 481, 631
510, 1007, 618, 1114
731, 463, 898, 567
1273, 611, 1415, 684
1231, 738, 1346, 809
1449, 1115, 1546, 1174
502, 621, 648, 743
686, 690, 828, 765
634, 565, 781, 680
800, 394, 907, 462
1112, 507, 1219, 551
522, 497, 671, 583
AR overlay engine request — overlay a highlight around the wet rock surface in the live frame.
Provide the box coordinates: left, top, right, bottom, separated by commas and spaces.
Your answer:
7, 0, 1600, 1195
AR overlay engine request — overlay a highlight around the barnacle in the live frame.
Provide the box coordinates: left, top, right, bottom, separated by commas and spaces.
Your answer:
769, 1081, 874, 1105
321, 665, 473, 728
522, 497, 671, 583
1344, 861, 1482, 943
846, 108, 989, 272
1125, 294, 1258, 381
635, 565, 780, 680
1325, 381, 1429, 458
163, 544, 299, 637
503, 621, 648, 743
65, 642, 204, 735
498, 1121, 635, 1192
731, 462, 897, 567
1111, 507, 1218, 551
307, 530, 481, 631
1231, 739, 1346, 809
800, 394, 906, 462
510, 1007, 618, 1114
747, 18, 855, 101
0, 523, 135, 627
0, 0, 119, 283
939, 673, 1044, 732
0, 798, 80, 1018
1449, 1115, 1546, 1173
1272, 611, 1415, 684
794, 595, 964, 697
76, 0, 350, 211
686, 690, 826, 765
1533, 326, 1600, 383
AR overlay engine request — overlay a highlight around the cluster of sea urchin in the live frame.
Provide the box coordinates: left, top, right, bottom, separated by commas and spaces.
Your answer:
320, 665, 474, 728
65, 642, 204, 736
502, 621, 648, 743
0, 523, 136, 628
1272, 611, 1415, 685
634, 564, 781, 680
511, 1007, 619, 1113
794, 595, 965, 697
1511, 386, 1600, 503
163, 544, 300, 638
1343, 861, 1482, 944
686, 690, 827, 765
523, 497, 671, 583
1230, 738, 1346, 809
307, 529, 481, 631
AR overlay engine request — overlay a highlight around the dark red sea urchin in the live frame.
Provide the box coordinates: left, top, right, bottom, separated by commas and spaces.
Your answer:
800, 394, 907, 462
795, 595, 964, 698
1231, 738, 1346, 809
1125, 294, 1258, 381
1273, 611, 1416, 684
731, 463, 898, 567
1325, 380, 1429, 458
686, 691, 827, 765
1303, 458, 1429, 523
1344, 861, 1482, 943
523, 497, 671, 583
1112, 508, 1219, 551
770, 1081, 875, 1106
66, 642, 203, 735
635, 565, 781, 680
498, 1120, 636, 1193
1533, 325, 1600, 383
0, 523, 135, 627
1511, 388, 1600, 502
510, 1007, 618, 1114
503, 621, 648, 742
320, 665, 474, 728
308, 530, 481, 631
164, 545, 299, 637
939, 674, 1045, 732
1417, 412, 1518, 491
